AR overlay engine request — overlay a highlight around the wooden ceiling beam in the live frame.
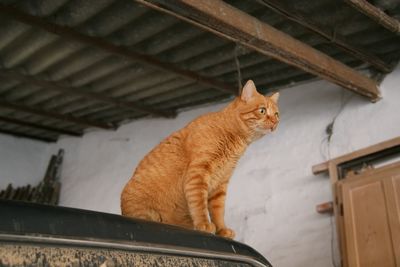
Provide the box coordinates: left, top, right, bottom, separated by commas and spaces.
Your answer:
0, 70, 176, 118
0, 100, 114, 130
0, 4, 238, 96
0, 128, 57, 143
0, 115, 83, 137
255, 0, 392, 73
137, 0, 381, 101
344, 0, 400, 34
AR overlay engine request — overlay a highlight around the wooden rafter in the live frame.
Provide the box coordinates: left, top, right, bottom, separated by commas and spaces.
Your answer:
137, 0, 381, 101
0, 115, 83, 137
344, 0, 400, 34
0, 70, 176, 118
255, 0, 392, 73
0, 100, 114, 130
0, 4, 238, 96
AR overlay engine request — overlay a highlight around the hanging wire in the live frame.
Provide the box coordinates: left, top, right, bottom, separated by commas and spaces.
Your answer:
234, 43, 243, 94
319, 88, 354, 267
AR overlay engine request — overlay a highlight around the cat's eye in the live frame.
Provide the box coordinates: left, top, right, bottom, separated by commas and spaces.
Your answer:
259, 107, 266, 115
275, 112, 279, 118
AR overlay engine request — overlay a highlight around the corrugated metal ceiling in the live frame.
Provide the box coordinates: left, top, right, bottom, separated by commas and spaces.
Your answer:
0, 0, 399, 142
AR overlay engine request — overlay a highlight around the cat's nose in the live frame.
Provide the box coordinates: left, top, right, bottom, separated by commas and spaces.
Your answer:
268, 115, 278, 124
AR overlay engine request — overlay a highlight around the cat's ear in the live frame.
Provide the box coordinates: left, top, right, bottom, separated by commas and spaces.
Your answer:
241, 80, 257, 102
269, 92, 280, 103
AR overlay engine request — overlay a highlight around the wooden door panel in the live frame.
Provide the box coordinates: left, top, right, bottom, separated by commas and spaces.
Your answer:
343, 177, 396, 267
335, 182, 348, 267
384, 174, 400, 265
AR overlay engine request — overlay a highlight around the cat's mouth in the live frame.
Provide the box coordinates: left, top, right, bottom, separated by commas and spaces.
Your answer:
261, 123, 278, 133
253, 122, 278, 137
256, 127, 272, 135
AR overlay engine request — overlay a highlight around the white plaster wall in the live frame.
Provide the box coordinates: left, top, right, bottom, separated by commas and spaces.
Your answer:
0, 134, 51, 189
2, 65, 399, 267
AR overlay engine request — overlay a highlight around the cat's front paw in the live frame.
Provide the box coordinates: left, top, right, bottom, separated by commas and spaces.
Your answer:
217, 228, 235, 239
195, 222, 216, 234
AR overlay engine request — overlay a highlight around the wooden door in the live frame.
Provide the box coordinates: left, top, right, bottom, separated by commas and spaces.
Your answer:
340, 162, 400, 267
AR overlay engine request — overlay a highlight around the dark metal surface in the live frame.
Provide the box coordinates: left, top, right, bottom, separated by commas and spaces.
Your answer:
0, 0, 398, 142
0, 243, 253, 267
0, 200, 272, 267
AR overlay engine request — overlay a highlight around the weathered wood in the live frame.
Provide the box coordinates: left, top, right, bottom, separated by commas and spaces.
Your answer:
316, 201, 334, 214
0, 150, 64, 205
27, 187, 36, 202
20, 185, 31, 201
50, 182, 61, 205
13, 187, 22, 201
312, 136, 400, 175
43, 155, 58, 183
0, 70, 176, 118
4, 184, 13, 199
0, 115, 83, 137
312, 161, 330, 175
255, 0, 392, 72
138, 0, 381, 100
0, 4, 238, 96
345, 0, 400, 34
0, 100, 114, 130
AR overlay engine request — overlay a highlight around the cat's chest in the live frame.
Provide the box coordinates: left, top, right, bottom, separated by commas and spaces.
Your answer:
208, 141, 246, 191
208, 161, 236, 192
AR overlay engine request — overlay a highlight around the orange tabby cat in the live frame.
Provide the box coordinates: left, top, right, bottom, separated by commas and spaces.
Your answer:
121, 80, 279, 239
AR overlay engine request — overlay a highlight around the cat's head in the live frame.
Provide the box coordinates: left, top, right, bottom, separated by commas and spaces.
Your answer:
235, 80, 280, 140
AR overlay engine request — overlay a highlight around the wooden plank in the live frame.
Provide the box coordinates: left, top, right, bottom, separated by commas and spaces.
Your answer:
13, 187, 22, 201
312, 136, 400, 175
137, 0, 381, 100
312, 161, 329, 175
27, 187, 36, 202
336, 181, 349, 267
0, 4, 238, 96
0, 115, 83, 137
20, 185, 31, 202
345, 0, 400, 34
0, 100, 114, 130
50, 182, 61, 205
4, 184, 13, 199
0, 70, 176, 118
255, 0, 392, 72
315, 201, 333, 214
384, 174, 400, 265
43, 155, 57, 183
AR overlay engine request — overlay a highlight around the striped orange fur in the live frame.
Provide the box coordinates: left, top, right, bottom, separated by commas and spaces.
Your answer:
121, 80, 280, 239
